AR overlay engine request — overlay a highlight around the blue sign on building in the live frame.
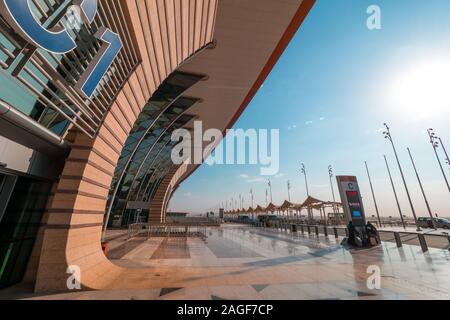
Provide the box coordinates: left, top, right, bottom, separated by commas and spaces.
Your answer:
0, 0, 122, 98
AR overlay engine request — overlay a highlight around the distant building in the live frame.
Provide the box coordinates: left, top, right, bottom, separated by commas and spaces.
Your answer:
167, 212, 189, 218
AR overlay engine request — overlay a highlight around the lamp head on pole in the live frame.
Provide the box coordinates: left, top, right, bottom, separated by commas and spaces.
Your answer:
382, 123, 393, 141
427, 128, 439, 148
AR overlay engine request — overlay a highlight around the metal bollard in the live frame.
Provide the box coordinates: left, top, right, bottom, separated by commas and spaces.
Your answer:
323, 226, 328, 237
291, 224, 297, 233
394, 232, 402, 247
307, 226, 311, 234
300, 225, 304, 234
417, 234, 428, 253
315, 226, 319, 236
334, 227, 338, 239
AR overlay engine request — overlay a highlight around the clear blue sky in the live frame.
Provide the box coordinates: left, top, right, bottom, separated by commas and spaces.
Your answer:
170, 0, 450, 218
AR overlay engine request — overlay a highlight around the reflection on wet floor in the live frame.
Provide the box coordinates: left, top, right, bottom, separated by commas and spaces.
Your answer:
205, 231, 262, 258
151, 238, 191, 259
108, 238, 145, 259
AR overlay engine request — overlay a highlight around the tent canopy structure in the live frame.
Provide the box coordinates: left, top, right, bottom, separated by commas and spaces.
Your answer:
278, 200, 300, 211
254, 205, 264, 213
294, 196, 341, 210
297, 196, 323, 208
223, 196, 342, 217
265, 203, 278, 212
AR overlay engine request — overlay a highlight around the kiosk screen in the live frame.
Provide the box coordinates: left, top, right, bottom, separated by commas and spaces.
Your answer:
346, 191, 362, 218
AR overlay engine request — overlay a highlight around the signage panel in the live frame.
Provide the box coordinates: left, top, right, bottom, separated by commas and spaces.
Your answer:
0, 0, 122, 98
336, 176, 366, 227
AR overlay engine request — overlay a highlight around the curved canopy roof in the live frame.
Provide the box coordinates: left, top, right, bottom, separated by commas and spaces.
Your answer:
265, 203, 278, 212
255, 205, 265, 212
294, 196, 342, 210
279, 200, 300, 210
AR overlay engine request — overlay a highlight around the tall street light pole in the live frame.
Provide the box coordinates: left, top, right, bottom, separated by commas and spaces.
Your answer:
428, 129, 450, 193
438, 137, 450, 169
287, 180, 291, 202
407, 148, 436, 229
301, 163, 310, 197
287, 180, 292, 218
383, 123, 420, 231
250, 189, 254, 208
365, 161, 382, 227
267, 179, 273, 203
384, 155, 406, 229
328, 165, 337, 213
265, 189, 268, 207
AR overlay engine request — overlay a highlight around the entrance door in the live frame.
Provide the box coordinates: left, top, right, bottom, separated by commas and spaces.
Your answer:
0, 173, 17, 224
0, 171, 51, 289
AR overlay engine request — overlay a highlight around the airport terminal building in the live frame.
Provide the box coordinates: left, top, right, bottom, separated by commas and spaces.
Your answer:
0, 0, 314, 292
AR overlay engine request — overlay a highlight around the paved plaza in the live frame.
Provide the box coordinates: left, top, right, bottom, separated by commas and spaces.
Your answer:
3, 225, 449, 300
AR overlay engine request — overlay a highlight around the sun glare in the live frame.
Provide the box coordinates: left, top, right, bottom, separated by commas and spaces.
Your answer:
390, 59, 450, 120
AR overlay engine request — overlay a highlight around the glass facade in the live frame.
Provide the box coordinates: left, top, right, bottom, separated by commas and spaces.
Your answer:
0, 171, 52, 289
106, 71, 203, 227
119, 114, 196, 226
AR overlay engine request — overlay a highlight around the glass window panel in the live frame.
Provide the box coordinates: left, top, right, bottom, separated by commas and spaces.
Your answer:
106, 72, 203, 227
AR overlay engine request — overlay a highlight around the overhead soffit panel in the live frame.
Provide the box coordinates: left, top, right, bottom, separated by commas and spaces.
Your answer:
176, 0, 309, 179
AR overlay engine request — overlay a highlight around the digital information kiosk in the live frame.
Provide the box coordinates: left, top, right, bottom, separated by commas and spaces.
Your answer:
336, 176, 366, 227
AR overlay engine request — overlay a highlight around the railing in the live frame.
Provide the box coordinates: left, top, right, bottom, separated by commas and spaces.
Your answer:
166, 217, 222, 225
225, 217, 416, 228
228, 219, 450, 253
127, 222, 213, 241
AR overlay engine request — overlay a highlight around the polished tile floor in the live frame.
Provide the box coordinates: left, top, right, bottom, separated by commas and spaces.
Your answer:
18, 224, 450, 300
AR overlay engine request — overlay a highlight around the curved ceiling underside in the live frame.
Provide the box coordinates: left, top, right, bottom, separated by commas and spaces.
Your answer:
107, 0, 314, 222
172, 0, 314, 194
